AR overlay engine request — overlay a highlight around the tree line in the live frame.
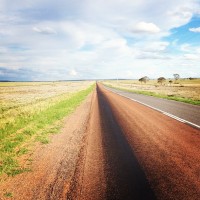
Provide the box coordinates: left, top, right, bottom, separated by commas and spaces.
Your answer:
139, 74, 180, 85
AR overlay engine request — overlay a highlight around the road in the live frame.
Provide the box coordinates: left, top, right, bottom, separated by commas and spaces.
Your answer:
1, 83, 200, 200
68, 84, 156, 200
104, 85, 200, 128
70, 83, 200, 200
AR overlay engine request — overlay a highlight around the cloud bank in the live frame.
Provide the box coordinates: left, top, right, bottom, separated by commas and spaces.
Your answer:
189, 27, 200, 32
0, 0, 200, 80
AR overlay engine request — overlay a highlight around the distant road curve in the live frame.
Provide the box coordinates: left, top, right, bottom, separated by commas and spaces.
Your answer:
104, 85, 200, 129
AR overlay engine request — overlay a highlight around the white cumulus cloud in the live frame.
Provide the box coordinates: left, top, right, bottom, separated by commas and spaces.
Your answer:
189, 27, 200, 32
132, 22, 161, 34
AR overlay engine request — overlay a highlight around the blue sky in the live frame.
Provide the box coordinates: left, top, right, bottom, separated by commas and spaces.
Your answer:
0, 0, 200, 81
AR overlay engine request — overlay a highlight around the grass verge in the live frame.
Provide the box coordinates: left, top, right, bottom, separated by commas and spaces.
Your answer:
105, 84, 200, 106
0, 84, 94, 177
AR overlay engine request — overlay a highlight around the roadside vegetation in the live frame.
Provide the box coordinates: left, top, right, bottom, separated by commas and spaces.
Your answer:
103, 78, 200, 105
0, 81, 94, 179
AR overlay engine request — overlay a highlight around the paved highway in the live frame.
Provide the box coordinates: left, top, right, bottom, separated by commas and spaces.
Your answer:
104, 85, 200, 129
72, 84, 200, 200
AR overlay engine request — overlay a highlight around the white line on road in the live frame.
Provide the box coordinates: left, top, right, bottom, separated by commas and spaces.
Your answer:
105, 87, 200, 130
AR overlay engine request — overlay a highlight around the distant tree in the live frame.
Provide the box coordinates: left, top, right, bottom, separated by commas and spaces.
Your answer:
173, 74, 180, 83
169, 79, 173, 86
139, 76, 149, 84
189, 77, 194, 80
139, 78, 142, 83
157, 77, 166, 85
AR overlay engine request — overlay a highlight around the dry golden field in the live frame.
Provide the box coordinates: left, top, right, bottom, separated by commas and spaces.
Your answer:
0, 81, 93, 130
0, 81, 94, 178
103, 79, 200, 103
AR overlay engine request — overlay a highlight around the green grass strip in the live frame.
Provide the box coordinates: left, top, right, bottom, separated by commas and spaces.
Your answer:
106, 85, 200, 106
0, 84, 94, 177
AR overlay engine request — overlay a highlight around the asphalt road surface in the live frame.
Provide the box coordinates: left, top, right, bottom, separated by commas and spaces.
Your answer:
69, 83, 200, 200
104, 85, 200, 128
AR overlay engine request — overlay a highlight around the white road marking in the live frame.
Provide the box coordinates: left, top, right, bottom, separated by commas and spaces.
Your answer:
105, 87, 200, 130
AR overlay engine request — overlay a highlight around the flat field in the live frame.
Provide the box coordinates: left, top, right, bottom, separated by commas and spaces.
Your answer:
0, 81, 94, 178
103, 79, 200, 105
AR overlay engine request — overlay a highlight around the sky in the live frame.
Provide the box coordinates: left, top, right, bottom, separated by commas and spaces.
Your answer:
0, 0, 200, 81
